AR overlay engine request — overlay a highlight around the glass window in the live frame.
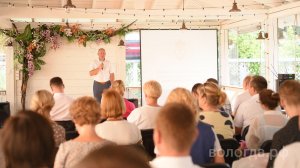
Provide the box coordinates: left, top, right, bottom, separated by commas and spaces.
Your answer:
227, 29, 265, 87
277, 14, 300, 80
125, 31, 141, 105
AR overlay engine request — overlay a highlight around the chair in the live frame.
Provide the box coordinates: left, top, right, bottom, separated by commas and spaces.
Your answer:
241, 125, 250, 140
219, 138, 240, 166
260, 140, 272, 153
200, 163, 230, 168
127, 98, 139, 108
141, 129, 156, 159
66, 130, 79, 140
55, 120, 76, 132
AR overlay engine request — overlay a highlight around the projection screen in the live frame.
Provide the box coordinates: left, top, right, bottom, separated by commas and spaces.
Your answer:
140, 30, 218, 105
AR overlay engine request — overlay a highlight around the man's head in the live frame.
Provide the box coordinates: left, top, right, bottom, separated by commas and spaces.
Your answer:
154, 103, 197, 156
50, 77, 64, 93
98, 48, 106, 61
279, 80, 300, 112
242, 75, 252, 90
248, 75, 267, 96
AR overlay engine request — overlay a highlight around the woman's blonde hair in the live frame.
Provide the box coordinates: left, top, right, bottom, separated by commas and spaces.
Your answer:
101, 90, 125, 118
112, 80, 125, 96
69, 96, 101, 126
196, 82, 227, 107
30, 90, 54, 118
143, 80, 162, 99
166, 88, 198, 115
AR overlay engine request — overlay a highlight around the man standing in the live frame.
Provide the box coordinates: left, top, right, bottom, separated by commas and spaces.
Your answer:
89, 48, 115, 102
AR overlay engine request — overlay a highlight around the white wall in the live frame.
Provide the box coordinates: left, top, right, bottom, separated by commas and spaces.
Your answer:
14, 37, 125, 112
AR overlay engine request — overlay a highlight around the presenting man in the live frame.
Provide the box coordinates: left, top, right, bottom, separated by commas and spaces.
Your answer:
89, 48, 115, 102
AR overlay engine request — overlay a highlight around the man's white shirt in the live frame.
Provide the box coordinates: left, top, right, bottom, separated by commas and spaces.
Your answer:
90, 59, 114, 82
50, 93, 73, 121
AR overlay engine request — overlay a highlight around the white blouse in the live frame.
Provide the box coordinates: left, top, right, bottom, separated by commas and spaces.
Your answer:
246, 110, 288, 150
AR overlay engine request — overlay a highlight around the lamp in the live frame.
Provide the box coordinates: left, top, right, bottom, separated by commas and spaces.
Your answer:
257, 31, 265, 40
180, 20, 187, 30
118, 39, 125, 46
229, 0, 241, 12
63, 0, 76, 13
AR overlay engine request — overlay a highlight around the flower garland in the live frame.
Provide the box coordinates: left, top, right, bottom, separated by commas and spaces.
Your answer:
0, 21, 134, 109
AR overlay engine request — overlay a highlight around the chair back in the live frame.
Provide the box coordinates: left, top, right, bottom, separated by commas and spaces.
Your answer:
141, 129, 156, 159
260, 140, 272, 153
200, 163, 230, 168
219, 138, 240, 166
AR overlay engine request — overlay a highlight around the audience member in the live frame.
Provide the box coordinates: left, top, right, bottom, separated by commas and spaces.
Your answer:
232, 75, 252, 116
95, 90, 141, 145
191, 83, 203, 112
166, 88, 224, 164
197, 82, 235, 139
246, 89, 287, 150
1, 110, 55, 168
127, 80, 162, 129
54, 96, 111, 168
49, 77, 74, 131
206, 78, 232, 115
74, 145, 151, 168
150, 103, 202, 168
111, 80, 135, 118
267, 80, 300, 168
274, 142, 300, 168
234, 75, 268, 135
30, 90, 65, 147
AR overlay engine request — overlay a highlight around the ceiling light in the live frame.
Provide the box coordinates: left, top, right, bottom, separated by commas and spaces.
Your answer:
180, 20, 187, 30
63, 0, 76, 13
118, 39, 125, 46
229, 0, 241, 12
256, 31, 265, 40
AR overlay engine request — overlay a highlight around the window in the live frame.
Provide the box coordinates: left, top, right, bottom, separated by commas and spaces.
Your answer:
125, 31, 141, 104
277, 14, 300, 80
227, 29, 265, 87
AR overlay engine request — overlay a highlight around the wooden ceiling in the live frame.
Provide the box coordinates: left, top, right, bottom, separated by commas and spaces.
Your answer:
0, 0, 299, 29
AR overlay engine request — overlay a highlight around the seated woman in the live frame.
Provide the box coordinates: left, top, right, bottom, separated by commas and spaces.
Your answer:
74, 145, 151, 168
1, 110, 55, 168
111, 80, 135, 118
95, 90, 142, 145
196, 82, 235, 139
246, 89, 288, 150
54, 96, 111, 168
30, 90, 65, 147
166, 87, 224, 164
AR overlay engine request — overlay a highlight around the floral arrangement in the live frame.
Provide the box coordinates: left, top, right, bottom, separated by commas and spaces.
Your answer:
0, 21, 134, 109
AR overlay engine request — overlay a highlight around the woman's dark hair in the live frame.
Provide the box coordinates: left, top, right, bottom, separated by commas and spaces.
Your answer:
191, 83, 203, 95
259, 89, 280, 110
1, 110, 55, 168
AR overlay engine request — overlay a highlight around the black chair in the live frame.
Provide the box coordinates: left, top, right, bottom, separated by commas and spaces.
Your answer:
55, 120, 76, 132
127, 98, 139, 108
200, 163, 231, 168
219, 138, 240, 166
260, 140, 272, 153
141, 129, 156, 159
66, 130, 79, 140
0, 102, 10, 128
55, 121, 79, 140
241, 125, 250, 140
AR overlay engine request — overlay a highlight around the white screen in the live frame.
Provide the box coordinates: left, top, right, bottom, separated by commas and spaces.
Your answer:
141, 30, 218, 105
